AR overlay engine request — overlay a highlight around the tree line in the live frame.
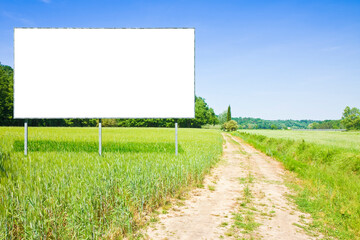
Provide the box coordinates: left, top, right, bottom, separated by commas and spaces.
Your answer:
229, 116, 353, 130
218, 106, 359, 130
0, 64, 218, 128
0, 64, 14, 126
306, 107, 359, 130
227, 117, 316, 130
1, 63, 359, 130
309, 120, 343, 129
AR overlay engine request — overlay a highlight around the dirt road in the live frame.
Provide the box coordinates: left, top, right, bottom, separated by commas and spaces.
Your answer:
144, 133, 320, 239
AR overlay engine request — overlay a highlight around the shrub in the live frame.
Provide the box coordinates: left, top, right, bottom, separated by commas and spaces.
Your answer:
99, 119, 118, 127
222, 120, 238, 131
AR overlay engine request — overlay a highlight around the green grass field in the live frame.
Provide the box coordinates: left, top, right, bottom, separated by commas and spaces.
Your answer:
239, 129, 360, 152
0, 127, 222, 239
233, 130, 360, 239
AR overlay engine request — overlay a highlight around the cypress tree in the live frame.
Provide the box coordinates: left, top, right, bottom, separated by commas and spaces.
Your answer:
227, 105, 231, 122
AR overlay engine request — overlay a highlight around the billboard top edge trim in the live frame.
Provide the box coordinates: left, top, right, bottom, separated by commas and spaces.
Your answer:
14, 27, 195, 30
13, 117, 196, 120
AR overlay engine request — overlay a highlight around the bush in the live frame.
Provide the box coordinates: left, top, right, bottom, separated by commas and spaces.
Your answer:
222, 120, 238, 131
99, 119, 117, 127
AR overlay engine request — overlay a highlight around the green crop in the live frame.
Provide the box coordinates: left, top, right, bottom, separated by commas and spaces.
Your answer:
238, 129, 360, 151
0, 127, 222, 239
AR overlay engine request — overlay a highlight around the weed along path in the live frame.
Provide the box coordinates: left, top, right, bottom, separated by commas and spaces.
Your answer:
144, 133, 320, 239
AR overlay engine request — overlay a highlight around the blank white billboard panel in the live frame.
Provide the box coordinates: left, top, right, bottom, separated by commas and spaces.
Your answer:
14, 28, 194, 119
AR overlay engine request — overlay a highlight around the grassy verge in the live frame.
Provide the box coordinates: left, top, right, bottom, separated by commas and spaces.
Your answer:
238, 129, 360, 151
232, 131, 360, 239
0, 127, 222, 239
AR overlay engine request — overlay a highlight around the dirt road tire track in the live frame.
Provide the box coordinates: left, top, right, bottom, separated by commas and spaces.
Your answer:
144, 133, 321, 239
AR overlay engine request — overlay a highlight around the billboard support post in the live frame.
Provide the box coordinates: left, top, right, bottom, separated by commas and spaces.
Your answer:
24, 119, 28, 156
175, 120, 178, 156
99, 119, 102, 156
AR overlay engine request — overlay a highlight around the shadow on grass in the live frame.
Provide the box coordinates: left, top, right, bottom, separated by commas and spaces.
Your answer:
13, 140, 183, 153
0, 150, 10, 177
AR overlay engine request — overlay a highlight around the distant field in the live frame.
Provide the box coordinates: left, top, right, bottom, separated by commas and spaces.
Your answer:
0, 127, 222, 239
239, 129, 360, 151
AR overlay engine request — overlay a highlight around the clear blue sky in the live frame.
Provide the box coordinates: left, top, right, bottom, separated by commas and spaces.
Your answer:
1, 0, 359, 120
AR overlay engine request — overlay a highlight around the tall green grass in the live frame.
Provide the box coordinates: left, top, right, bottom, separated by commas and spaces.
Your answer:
0, 127, 222, 239
239, 129, 360, 151
233, 131, 360, 239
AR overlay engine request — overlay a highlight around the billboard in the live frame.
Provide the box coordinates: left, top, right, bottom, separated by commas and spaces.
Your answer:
14, 28, 195, 119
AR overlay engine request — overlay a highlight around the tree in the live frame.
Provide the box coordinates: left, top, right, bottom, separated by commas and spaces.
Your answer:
0, 64, 15, 126
270, 124, 278, 130
227, 105, 231, 122
190, 96, 219, 127
341, 106, 360, 130
218, 111, 227, 125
